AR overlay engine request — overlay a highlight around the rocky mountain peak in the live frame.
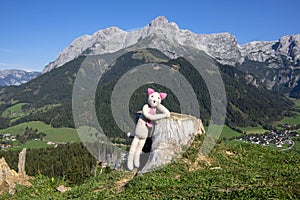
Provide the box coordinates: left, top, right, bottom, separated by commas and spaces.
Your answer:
93, 26, 126, 38
147, 16, 179, 30
239, 34, 300, 64
277, 34, 300, 62
70, 34, 92, 47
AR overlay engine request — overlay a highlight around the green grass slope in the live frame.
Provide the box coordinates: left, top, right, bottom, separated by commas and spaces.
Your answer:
280, 99, 300, 125
1, 136, 299, 199
0, 121, 80, 149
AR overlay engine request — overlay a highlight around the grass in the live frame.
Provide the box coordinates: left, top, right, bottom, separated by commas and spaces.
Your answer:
293, 140, 300, 150
0, 121, 48, 135
0, 121, 80, 148
293, 98, 300, 110
0, 137, 299, 199
239, 125, 266, 134
1, 103, 29, 118
2, 103, 62, 125
220, 125, 241, 140
278, 98, 300, 125
16, 140, 49, 150
33, 104, 61, 114
281, 113, 300, 125
43, 128, 80, 143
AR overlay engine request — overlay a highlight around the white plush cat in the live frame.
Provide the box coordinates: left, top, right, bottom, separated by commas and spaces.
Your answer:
127, 88, 170, 171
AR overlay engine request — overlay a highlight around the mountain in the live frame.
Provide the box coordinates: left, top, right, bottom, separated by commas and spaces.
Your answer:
42, 16, 300, 98
0, 69, 41, 86
238, 35, 300, 97
42, 16, 241, 72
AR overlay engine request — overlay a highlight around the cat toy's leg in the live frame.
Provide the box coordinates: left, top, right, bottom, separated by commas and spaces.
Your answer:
127, 137, 139, 170
133, 138, 146, 168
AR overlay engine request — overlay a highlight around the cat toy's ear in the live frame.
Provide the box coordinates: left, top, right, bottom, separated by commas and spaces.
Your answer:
159, 92, 167, 100
148, 88, 155, 96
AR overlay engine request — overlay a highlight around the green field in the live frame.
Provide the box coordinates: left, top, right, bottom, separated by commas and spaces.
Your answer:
2, 103, 62, 124
33, 104, 61, 113
16, 140, 49, 150
239, 125, 266, 134
0, 121, 80, 148
220, 125, 241, 139
10, 140, 53, 150
43, 127, 80, 142
272, 98, 300, 126
293, 98, 300, 110
1, 103, 29, 118
281, 113, 300, 125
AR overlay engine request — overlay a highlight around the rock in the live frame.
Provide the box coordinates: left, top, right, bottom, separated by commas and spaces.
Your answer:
57, 185, 71, 193
18, 148, 26, 176
0, 149, 31, 195
138, 112, 205, 174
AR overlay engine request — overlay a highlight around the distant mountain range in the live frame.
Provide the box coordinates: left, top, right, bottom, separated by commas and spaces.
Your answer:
0, 69, 41, 86
43, 16, 300, 98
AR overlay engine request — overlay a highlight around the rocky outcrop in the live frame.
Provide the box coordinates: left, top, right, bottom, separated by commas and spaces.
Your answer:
139, 112, 205, 174
0, 148, 31, 195
18, 148, 26, 176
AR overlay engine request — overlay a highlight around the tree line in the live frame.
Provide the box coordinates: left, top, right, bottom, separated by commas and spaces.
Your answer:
0, 143, 97, 184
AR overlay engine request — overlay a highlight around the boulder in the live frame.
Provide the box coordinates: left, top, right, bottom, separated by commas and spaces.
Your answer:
57, 185, 71, 193
139, 112, 205, 174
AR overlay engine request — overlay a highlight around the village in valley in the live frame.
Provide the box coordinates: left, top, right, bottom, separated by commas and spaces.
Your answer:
231, 124, 300, 151
0, 133, 15, 149
0, 127, 67, 150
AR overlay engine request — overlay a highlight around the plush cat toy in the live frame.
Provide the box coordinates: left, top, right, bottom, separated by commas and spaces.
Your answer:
127, 88, 170, 171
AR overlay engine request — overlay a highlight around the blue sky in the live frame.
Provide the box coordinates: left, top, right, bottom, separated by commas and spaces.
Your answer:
1, 0, 299, 71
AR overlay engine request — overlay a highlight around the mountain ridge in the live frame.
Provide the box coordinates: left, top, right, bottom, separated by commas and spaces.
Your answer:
0, 69, 41, 86
41, 16, 300, 97
43, 16, 300, 71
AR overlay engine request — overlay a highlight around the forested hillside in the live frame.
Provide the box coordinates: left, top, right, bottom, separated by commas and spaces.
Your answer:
0, 49, 294, 141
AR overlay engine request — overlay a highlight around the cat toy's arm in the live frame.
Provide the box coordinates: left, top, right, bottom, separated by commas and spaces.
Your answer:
156, 104, 170, 118
142, 104, 170, 121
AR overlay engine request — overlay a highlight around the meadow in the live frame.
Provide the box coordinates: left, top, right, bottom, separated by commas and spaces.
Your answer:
0, 121, 80, 149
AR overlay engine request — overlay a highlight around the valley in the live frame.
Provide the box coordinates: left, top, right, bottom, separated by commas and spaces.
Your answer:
0, 47, 299, 152
0, 121, 79, 150
221, 98, 300, 153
